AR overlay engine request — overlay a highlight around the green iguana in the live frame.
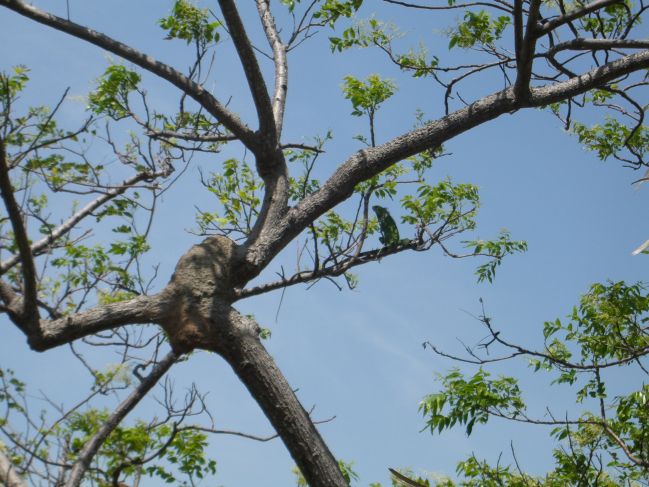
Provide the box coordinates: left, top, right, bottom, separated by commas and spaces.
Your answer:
372, 205, 407, 247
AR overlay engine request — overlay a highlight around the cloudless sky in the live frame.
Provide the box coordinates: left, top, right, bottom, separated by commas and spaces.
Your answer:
1, 1, 648, 486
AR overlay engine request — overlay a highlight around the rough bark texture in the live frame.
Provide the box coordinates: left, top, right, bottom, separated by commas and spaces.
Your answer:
218, 327, 348, 487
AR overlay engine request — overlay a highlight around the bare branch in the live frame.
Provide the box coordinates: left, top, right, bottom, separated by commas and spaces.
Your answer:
383, 0, 513, 13
539, 0, 624, 35
0, 0, 256, 148
146, 129, 236, 143
514, 0, 541, 100
65, 351, 178, 487
218, 0, 275, 143
547, 38, 649, 56
188, 415, 335, 443
0, 140, 38, 327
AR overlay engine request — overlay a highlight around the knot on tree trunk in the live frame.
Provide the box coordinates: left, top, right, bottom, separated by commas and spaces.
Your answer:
161, 236, 259, 353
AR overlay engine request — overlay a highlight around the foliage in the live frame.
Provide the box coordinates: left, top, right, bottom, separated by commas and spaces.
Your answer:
159, 0, 221, 46
197, 158, 262, 238
0, 0, 648, 485
88, 65, 141, 120
418, 281, 649, 485
448, 11, 511, 49
342, 74, 396, 119
463, 231, 528, 283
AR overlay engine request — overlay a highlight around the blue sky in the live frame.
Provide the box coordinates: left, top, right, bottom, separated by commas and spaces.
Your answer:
1, 1, 648, 485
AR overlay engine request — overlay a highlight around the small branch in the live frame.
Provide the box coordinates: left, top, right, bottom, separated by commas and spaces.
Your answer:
64, 351, 178, 487
0, 447, 28, 487
538, 0, 624, 35
601, 422, 649, 468
188, 415, 335, 443
146, 129, 237, 143
424, 316, 649, 371
546, 38, 649, 57
281, 143, 324, 153
514, 0, 541, 100
237, 239, 423, 299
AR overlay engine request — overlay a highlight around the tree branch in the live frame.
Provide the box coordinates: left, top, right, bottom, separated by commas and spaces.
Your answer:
546, 38, 649, 57
256, 0, 289, 137
514, 0, 541, 100
146, 129, 237, 143
0, 140, 38, 328
218, 0, 276, 143
0, 0, 257, 148
187, 414, 335, 443
383, 0, 513, 13
65, 351, 178, 487
240, 48, 649, 274
538, 0, 624, 35
237, 239, 423, 299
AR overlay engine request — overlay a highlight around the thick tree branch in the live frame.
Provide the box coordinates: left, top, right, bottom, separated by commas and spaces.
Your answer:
213, 311, 348, 487
257, 0, 289, 138
538, 0, 624, 35
0, 140, 38, 327
214, 1, 289, 256
529, 49, 649, 102
242, 48, 649, 272
0, 447, 28, 487
65, 351, 178, 487
218, 0, 276, 144
0, 279, 19, 309
0, 0, 257, 148
27, 292, 170, 351
546, 38, 649, 57
513, 0, 524, 67
514, 0, 541, 100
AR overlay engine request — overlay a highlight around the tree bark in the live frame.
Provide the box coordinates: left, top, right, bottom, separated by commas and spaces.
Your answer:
219, 331, 347, 487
